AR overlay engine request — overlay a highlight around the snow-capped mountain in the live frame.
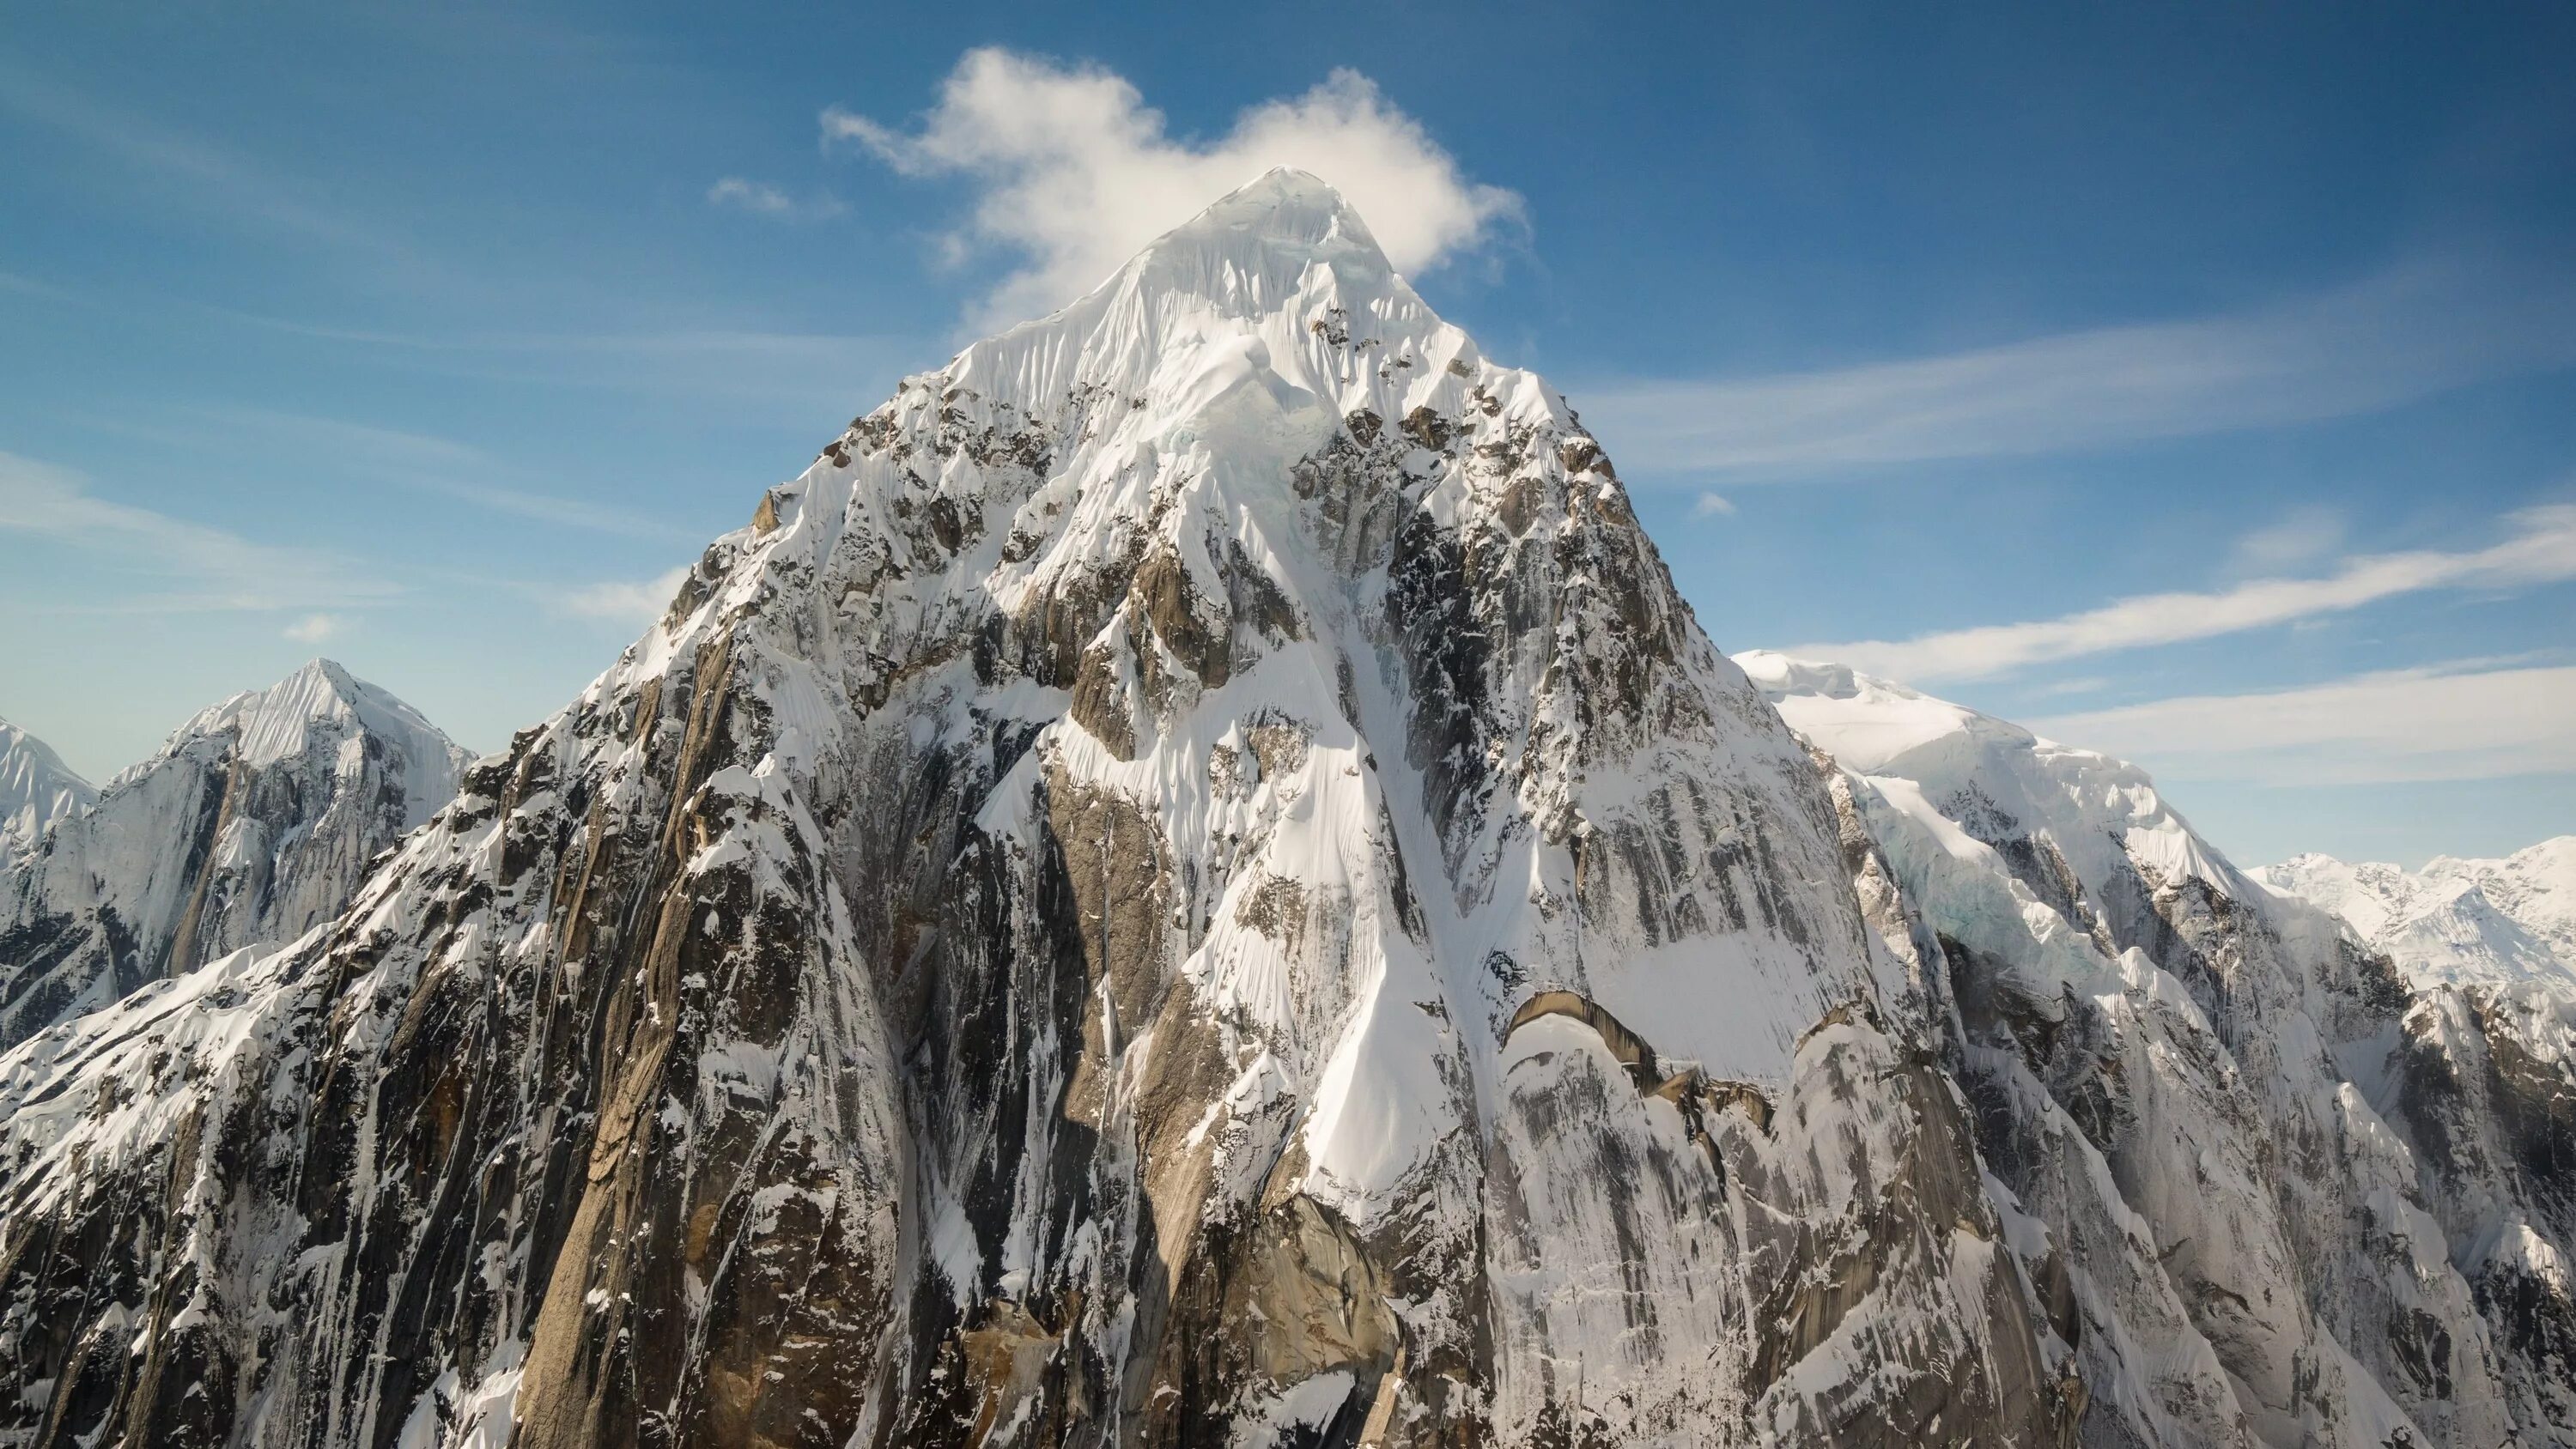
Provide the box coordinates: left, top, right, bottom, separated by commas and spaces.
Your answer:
1741, 651, 2576, 1446
0, 174, 2567, 1449
0, 718, 94, 874
0, 173, 2081, 1449
0, 658, 471, 1047
2255, 840, 2576, 989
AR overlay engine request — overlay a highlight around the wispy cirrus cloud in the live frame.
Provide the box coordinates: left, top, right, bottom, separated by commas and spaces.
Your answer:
551, 566, 690, 625
707, 176, 845, 221
172, 308, 901, 416
0, 449, 397, 612
2029, 659, 2576, 785
828, 48, 1522, 328
2229, 505, 2347, 571
1577, 262, 2576, 476
181, 406, 698, 542
0, 59, 411, 262
1790, 503, 2576, 682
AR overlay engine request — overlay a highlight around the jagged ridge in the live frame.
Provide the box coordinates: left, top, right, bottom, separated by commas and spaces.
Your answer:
0, 720, 93, 875
0, 658, 471, 1048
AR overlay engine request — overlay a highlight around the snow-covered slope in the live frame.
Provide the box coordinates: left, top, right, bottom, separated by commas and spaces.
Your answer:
2257, 841, 2576, 989
0, 173, 2086, 1449
1743, 651, 2576, 1447
0, 658, 471, 1047
2433, 837, 2576, 966
0, 718, 94, 874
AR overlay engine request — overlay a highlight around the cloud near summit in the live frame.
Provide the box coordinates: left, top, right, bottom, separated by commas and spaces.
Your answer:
827, 49, 1522, 328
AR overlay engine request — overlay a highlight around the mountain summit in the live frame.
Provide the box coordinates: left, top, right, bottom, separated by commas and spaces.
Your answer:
0, 658, 470, 1047
0, 173, 2062, 1449
2, 178, 2569, 1449
0, 718, 93, 874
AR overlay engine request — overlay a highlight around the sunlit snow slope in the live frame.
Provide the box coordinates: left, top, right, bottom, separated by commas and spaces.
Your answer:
1744, 651, 2576, 1448
0, 658, 471, 1047
0, 719, 93, 875
2256, 840, 2576, 990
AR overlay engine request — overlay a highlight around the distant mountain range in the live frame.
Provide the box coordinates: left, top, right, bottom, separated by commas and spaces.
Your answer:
2256, 840, 2576, 990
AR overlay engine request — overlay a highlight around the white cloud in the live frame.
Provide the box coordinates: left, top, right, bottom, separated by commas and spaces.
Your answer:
2029, 661, 2576, 785
707, 177, 843, 221
1791, 503, 2576, 682
2231, 506, 2346, 571
556, 566, 690, 625
283, 613, 343, 642
1692, 491, 1737, 518
826, 49, 1522, 327
0, 449, 397, 612
709, 177, 793, 214
1575, 261, 2576, 476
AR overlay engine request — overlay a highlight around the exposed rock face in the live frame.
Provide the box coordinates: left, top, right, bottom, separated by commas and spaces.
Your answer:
0, 175, 2083, 1449
0, 658, 470, 1048
0, 719, 92, 876
1743, 652, 2576, 1449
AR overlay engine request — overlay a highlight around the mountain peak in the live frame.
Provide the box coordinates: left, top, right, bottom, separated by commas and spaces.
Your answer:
140, 659, 468, 797
810, 167, 1552, 552
0, 717, 95, 871
1150, 166, 1386, 265
945, 167, 1420, 396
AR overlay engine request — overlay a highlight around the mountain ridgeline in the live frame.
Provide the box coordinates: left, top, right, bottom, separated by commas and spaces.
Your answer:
0, 659, 470, 1047
0, 173, 2568, 1449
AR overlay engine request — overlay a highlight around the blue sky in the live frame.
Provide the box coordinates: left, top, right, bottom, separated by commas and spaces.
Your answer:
3, 2, 2571, 867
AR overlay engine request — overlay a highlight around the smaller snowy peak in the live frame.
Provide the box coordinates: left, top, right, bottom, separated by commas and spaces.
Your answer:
0, 660, 474, 1049
137, 658, 470, 824
2255, 840, 2576, 989
2249, 853, 2415, 940
1732, 650, 1997, 775
0, 718, 95, 870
